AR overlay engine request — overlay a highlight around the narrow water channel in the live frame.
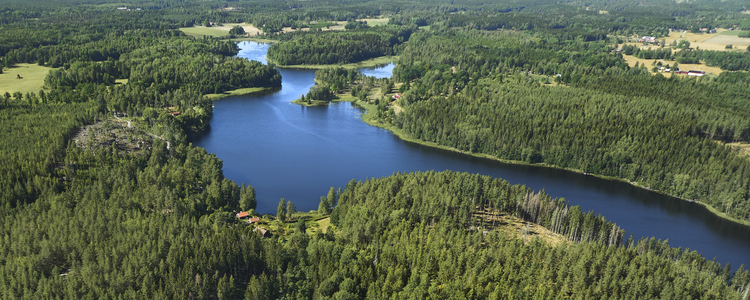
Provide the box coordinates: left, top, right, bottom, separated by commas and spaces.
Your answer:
195, 41, 750, 269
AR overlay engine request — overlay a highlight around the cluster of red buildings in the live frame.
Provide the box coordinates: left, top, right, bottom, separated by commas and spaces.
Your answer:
236, 211, 270, 237
674, 70, 705, 76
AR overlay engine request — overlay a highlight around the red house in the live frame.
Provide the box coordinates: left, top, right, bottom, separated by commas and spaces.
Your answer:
236, 211, 250, 219
247, 217, 260, 224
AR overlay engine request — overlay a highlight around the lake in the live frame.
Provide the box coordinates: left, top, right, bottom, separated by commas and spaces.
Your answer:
195, 41, 750, 269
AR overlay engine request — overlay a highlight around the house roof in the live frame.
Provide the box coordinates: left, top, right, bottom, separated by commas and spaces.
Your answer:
236, 211, 250, 218
254, 227, 269, 236
248, 217, 260, 223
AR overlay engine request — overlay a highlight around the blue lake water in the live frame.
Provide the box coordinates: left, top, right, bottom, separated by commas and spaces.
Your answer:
195, 41, 750, 269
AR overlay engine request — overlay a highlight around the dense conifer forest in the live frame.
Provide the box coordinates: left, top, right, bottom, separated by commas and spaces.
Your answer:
2, 0, 750, 299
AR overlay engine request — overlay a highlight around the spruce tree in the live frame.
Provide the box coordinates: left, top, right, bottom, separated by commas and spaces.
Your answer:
277, 198, 287, 222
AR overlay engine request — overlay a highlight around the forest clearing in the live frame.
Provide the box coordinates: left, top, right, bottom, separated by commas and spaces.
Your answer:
179, 26, 231, 37
0, 63, 53, 95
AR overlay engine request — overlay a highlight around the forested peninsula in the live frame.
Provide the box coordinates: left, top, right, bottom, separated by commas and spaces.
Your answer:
2, 0, 750, 299
291, 13, 750, 227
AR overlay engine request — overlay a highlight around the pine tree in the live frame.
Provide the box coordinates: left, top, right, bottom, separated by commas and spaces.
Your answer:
326, 187, 337, 210
286, 201, 296, 221
239, 183, 256, 211
277, 198, 287, 222
318, 196, 330, 215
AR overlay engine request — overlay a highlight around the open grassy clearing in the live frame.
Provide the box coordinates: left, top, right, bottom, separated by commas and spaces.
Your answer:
357, 17, 389, 26
269, 55, 397, 70
246, 211, 331, 237
0, 63, 54, 95
622, 55, 670, 74
704, 33, 750, 48
179, 26, 230, 38
213, 23, 263, 36
622, 54, 723, 76
670, 63, 723, 76
281, 21, 346, 33
315, 218, 331, 233
657, 28, 746, 51
205, 87, 276, 100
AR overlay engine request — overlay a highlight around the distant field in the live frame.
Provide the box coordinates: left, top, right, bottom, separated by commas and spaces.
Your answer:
704, 33, 750, 48
220, 23, 263, 36
621, 54, 723, 76
670, 63, 723, 76
358, 18, 389, 26
179, 26, 230, 38
622, 55, 663, 69
622, 55, 675, 77
184, 19, 387, 38
0, 63, 53, 95
632, 28, 748, 52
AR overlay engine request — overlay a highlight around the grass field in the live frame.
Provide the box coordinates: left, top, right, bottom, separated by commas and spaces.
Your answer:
281, 21, 346, 33
315, 217, 331, 233
704, 31, 750, 48
0, 63, 54, 95
622, 53, 723, 77
357, 18, 389, 26
655, 28, 748, 51
219, 23, 263, 36
179, 26, 230, 38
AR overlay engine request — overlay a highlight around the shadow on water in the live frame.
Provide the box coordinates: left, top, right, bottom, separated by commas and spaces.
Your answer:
195, 41, 750, 269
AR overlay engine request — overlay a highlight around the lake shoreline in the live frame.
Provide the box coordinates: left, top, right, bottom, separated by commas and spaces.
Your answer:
199, 41, 750, 268
267, 56, 398, 70
349, 100, 750, 228
205, 86, 279, 100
